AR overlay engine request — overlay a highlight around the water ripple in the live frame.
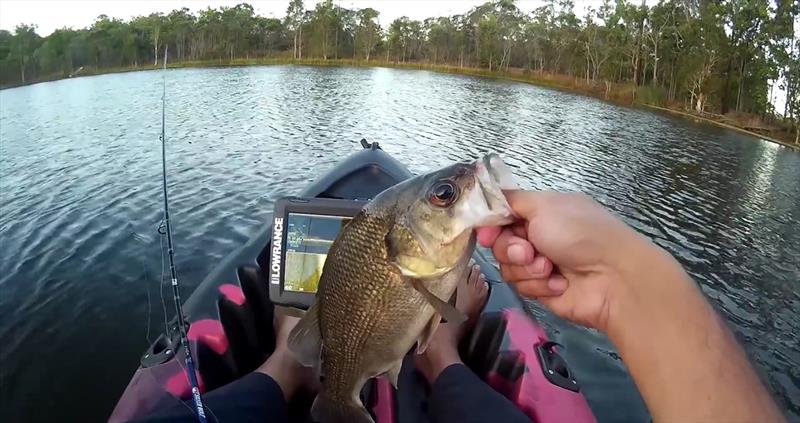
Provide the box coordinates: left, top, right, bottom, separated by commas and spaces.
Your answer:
1, 66, 799, 422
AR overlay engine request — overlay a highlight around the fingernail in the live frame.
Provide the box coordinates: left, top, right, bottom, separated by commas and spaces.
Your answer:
548, 277, 568, 292
508, 244, 528, 263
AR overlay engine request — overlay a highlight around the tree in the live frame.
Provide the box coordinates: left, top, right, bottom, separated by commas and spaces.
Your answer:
387, 17, 410, 62
309, 0, 336, 59
255, 17, 286, 55
167, 8, 195, 61
10, 24, 40, 83
285, 0, 304, 59
646, 1, 678, 86
426, 17, 453, 64
688, 51, 718, 113
143, 13, 165, 65
720, 0, 770, 113
220, 4, 255, 60
582, 8, 612, 83
33, 28, 77, 75
355, 8, 380, 60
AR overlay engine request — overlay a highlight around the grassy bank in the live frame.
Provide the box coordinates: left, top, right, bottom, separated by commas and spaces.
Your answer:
5, 57, 798, 150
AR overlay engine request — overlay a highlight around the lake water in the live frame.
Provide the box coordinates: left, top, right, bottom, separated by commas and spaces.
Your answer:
1, 66, 798, 422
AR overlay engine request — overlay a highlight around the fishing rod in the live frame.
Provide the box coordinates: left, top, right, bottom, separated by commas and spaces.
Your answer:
159, 46, 208, 423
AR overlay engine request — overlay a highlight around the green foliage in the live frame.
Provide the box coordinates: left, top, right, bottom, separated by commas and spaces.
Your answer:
0, 0, 796, 127
355, 8, 380, 60
636, 85, 667, 106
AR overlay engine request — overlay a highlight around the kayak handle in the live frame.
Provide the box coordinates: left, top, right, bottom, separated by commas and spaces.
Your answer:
360, 138, 381, 150
536, 341, 580, 392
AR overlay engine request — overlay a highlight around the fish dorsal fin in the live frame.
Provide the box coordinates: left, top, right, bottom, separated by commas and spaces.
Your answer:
287, 301, 322, 367
409, 279, 466, 325
416, 313, 442, 354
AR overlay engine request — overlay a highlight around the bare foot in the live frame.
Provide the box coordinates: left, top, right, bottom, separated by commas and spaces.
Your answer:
456, 263, 489, 332
257, 311, 319, 399
415, 264, 488, 384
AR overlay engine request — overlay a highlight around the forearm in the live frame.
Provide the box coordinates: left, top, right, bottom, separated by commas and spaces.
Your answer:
609, 246, 783, 422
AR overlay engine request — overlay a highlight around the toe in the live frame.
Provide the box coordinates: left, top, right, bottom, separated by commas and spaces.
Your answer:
478, 277, 488, 299
473, 271, 485, 293
464, 264, 479, 289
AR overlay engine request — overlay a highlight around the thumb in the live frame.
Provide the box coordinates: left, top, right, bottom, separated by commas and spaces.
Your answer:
504, 190, 548, 219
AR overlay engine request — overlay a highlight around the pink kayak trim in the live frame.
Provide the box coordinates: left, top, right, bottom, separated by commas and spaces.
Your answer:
187, 319, 229, 355
218, 283, 247, 306
489, 308, 597, 423
373, 376, 397, 423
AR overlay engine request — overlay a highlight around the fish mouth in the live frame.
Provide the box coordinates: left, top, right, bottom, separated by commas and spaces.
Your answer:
473, 153, 518, 226
409, 153, 519, 262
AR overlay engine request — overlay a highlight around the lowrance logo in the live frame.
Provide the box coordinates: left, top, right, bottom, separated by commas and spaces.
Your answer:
271, 217, 283, 285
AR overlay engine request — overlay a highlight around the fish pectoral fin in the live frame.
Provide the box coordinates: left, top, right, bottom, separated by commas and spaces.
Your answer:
287, 301, 322, 367
386, 359, 403, 389
311, 393, 375, 423
416, 313, 442, 354
409, 279, 467, 325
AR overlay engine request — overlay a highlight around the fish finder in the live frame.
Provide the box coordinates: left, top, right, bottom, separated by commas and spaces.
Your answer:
269, 197, 366, 309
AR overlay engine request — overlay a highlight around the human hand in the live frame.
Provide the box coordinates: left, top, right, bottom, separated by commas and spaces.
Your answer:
477, 191, 679, 332
479, 191, 786, 422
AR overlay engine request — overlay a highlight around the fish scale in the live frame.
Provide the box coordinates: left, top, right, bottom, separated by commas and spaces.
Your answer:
318, 211, 438, 399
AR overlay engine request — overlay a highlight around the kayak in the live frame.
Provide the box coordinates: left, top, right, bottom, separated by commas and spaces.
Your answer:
110, 141, 596, 423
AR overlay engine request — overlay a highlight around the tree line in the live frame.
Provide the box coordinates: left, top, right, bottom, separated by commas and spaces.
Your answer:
1, 0, 798, 134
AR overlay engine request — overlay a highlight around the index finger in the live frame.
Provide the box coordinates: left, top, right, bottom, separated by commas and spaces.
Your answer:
477, 222, 527, 248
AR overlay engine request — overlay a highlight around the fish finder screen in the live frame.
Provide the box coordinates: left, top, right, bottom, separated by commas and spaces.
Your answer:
284, 213, 350, 293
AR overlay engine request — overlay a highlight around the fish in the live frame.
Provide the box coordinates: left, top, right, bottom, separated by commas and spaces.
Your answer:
288, 153, 518, 423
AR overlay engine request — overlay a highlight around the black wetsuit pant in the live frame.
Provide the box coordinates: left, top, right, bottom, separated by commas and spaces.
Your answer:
135, 363, 530, 423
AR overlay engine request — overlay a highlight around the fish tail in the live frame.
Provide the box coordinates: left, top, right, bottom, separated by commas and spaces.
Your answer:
311, 392, 374, 423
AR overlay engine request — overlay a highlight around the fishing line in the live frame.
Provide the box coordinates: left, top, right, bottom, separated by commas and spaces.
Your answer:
131, 231, 154, 345
143, 257, 153, 345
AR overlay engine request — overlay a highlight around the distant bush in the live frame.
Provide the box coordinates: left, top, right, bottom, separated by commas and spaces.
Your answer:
636, 86, 667, 107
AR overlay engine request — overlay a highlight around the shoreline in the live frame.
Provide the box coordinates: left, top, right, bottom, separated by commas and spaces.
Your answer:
3, 58, 798, 150
639, 105, 798, 150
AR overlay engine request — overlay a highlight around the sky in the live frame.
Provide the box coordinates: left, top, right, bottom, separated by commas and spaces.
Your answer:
0, 0, 790, 114
0, 0, 559, 35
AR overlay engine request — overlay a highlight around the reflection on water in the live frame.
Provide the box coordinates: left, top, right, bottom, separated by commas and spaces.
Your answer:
1, 66, 798, 422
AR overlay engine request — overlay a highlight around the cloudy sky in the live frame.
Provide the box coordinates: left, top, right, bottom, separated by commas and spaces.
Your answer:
0, 0, 558, 35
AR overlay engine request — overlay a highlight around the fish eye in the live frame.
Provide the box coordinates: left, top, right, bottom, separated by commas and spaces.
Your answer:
430, 181, 458, 207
